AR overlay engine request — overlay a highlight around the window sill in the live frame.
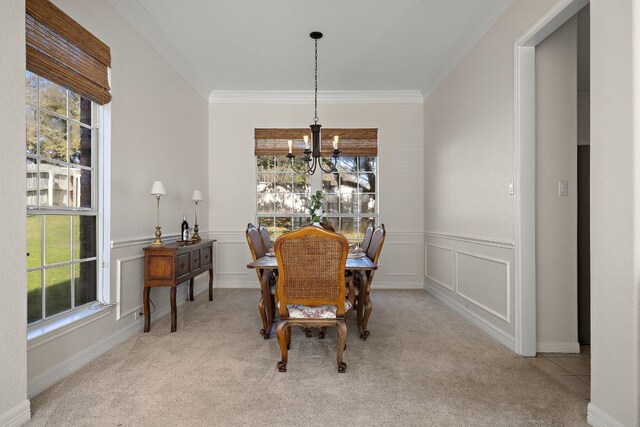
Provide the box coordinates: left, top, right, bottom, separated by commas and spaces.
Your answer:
27, 304, 114, 351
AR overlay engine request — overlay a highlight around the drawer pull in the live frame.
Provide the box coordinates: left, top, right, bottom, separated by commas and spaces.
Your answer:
180, 262, 186, 269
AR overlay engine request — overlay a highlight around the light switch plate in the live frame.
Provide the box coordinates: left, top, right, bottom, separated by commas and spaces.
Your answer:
508, 180, 514, 195
558, 180, 568, 196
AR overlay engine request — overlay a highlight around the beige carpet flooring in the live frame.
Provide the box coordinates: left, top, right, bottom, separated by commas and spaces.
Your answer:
28, 289, 588, 426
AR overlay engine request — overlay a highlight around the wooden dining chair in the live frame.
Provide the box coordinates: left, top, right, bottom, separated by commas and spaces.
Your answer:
360, 223, 374, 253
347, 222, 374, 315
274, 226, 354, 373
258, 224, 273, 253
358, 223, 386, 339
246, 223, 274, 338
320, 221, 336, 232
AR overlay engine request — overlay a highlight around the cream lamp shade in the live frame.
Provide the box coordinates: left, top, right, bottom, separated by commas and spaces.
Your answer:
150, 181, 167, 196
192, 190, 204, 201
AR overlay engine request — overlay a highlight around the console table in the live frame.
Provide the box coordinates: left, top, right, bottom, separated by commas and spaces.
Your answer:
143, 239, 215, 332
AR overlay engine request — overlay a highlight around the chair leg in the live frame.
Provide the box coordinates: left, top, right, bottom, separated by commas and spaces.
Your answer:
276, 321, 289, 372
257, 297, 268, 337
285, 324, 292, 349
304, 327, 312, 338
336, 320, 347, 373
362, 296, 372, 339
319, 326, 327, 339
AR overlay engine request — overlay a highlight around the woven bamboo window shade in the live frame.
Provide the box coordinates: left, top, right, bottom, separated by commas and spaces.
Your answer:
255, 128, 378, 156
26, 0, 112, 105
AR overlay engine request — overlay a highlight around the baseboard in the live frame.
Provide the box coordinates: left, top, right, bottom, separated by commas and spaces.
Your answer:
587, 403, 626, 427
28, 320, 142, 398
0, 400, 30, 427
536, 341, 581, 353
425, 283, 515, 351
213, 280, 260, 289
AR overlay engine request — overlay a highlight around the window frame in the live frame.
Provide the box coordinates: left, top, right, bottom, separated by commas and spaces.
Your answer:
255, 154, 379, 243
25, 71, 111, 332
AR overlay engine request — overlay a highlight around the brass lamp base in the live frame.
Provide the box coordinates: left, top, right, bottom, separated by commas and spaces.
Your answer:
191, 224, 201, 242
151, 226, 163, 246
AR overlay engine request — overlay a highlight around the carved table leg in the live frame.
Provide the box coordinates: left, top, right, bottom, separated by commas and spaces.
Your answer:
357, 271, 366, 339
258, 295, 268, 337
170, 286, 177, 332
208, 267, 214, 301
262, 271, 274, 339
363, 294, 372, 339
143, 287, 151, 332
189, 278, 194, 301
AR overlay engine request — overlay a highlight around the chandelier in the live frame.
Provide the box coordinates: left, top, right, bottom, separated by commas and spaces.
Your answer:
287, 31, 340, 175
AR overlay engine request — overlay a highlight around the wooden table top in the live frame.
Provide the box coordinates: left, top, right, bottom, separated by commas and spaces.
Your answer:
247, 254, 377, 270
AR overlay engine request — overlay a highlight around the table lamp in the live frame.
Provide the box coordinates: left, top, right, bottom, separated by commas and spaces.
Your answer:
150, 181, 167, 246
191, 190, 203, 241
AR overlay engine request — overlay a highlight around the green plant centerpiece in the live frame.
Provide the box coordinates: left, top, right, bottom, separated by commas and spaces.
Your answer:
307, 190, 325, 226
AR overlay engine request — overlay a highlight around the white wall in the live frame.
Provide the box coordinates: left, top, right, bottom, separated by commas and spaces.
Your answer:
423, 0, 560, 351
425, 0, 640, 424
26, 0, 210, 396
589, 0, 639, 425
535, 16, 579, 352
0, 1, 30, 425
209, 102, 424, 289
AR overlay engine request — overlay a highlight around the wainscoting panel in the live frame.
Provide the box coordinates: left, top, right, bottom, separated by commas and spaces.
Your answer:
116, 255, 144, 320
424, 232, 516, 341
216, 241, 249, 276
385, 242, 417, 276
456, 250, 510, 322
425, 243, 454, 290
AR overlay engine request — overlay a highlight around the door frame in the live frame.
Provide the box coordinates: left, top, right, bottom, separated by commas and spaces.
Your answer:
513, 0, 588, 356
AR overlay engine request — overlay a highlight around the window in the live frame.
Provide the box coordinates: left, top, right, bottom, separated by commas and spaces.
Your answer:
255, 129, 378, 243
25, 0, 111, 328
26, 71, 100, 324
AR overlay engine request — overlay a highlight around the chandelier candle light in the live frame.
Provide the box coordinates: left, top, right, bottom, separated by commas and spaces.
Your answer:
287, 31, 340, 175
149, 180, 167, 246
191, 190, 203, 242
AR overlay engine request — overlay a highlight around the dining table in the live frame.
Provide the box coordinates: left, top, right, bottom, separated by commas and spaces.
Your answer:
246, 254, 378, 340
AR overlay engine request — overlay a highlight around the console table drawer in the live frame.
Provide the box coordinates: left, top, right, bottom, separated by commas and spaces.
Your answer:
176, 253, 191, 278
191, 249, 201, 270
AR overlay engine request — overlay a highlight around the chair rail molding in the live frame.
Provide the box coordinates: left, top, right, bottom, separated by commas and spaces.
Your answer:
111, 230, 212, 249
424, 231, 515, 249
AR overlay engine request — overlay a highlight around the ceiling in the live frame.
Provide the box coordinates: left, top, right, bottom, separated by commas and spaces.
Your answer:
109, 0, 513, 100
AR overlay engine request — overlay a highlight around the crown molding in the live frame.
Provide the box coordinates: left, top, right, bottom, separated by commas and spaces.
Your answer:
421, 0, 514, 100
108, 0, 210, 100
209, 90, 424, 104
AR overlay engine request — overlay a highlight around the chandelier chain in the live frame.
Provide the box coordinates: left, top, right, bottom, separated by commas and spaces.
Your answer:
314, 38, 318, 124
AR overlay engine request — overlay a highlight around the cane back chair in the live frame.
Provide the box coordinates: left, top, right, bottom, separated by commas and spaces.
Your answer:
274, 226, 354, 372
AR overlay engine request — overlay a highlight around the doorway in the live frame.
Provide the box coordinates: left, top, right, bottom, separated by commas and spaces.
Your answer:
513, 0, 589, 356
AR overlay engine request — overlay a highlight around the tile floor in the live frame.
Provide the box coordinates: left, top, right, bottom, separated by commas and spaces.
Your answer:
530, 345, 590, 401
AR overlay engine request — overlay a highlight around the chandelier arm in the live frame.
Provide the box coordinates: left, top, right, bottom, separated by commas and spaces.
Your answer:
289, 156, 312, 175
318, 156, 339, 174
308, 158, 318, 175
